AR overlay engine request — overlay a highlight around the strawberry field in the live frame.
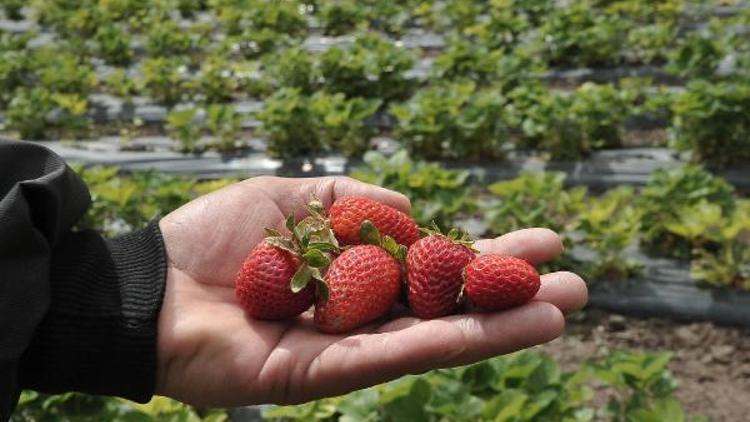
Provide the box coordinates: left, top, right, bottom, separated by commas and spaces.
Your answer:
4, 0, 750, 421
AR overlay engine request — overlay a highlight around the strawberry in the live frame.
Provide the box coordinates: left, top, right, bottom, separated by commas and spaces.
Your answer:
407, 228, 476, 319
329, 196, 419, 247
235, 199, 340, 320
314, 245, 401, 334
235, 242, 315, 320
463, 255, 540, 311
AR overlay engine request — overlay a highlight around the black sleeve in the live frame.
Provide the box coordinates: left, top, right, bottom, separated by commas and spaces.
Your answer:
0, 139, 167, 420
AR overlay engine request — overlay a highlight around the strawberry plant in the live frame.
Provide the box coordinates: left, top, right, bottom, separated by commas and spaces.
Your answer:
576, 186, 642, 281
93, 24, 134, 66
3, 87, 90, 140
535, 1, 627, 67
105, 68, 141, 99
256, 87, 321, 158
638, 165, 736, 259
145, 17, 199, 57
431, 35, 507, 84
319, 31, 416, 101
316, 0, 365, 36
351, 150, 475, 227
308, 92, 381, 157
265, 350, 700, 421
262, 47, 318, 94
35, 48, 97, 96
587, 351, 690, 422
1, 0, 24, 20
140, 57, 193, 106
258, 88, 381, 158
390, 81, 508, 160
194, 57, 240, 103
509, 83, 634, 159
667, 23, 725, 79
485, 171, 585, 238
12, 391, 228, 422
484, 171, 585, 273
166, 107, 202, 153
205, 104, 242, 151
665, 200, 750, 290
670, 80, 750, 168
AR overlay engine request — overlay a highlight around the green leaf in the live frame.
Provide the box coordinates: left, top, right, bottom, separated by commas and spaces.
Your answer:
307, 242, 340, 253
286, 213, 296, 232
304, 249, 330, 268
316, 279, 330, 303
264, 237, 298, 255
482, 390, 528, 422
264, 228, 284, 238
360, 220, 382, 246
291, 264, 312, 293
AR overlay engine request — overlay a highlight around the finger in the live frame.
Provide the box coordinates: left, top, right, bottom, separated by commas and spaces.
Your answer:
249, 176, 411, 217
535, 271, 588, 314
474, 228, 563, 264
301, 302, 563, 401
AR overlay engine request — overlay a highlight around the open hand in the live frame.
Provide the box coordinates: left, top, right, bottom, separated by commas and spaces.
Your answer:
156, 176, 588, 407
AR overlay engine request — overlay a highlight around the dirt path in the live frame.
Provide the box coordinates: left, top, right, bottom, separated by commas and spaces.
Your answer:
536, 310, 750, 422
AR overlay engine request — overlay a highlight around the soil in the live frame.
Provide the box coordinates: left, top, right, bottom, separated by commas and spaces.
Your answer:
537, 309, 750, 422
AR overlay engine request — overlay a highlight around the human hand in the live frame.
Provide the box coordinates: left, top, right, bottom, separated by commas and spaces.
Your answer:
156, 176, 588, 407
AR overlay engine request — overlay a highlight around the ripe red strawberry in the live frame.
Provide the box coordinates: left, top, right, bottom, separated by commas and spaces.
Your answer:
463, 255, 540, 311
235, 242, 315, 320
407, 234, 476, 319
314, 245, 401, 334
329, 196, 419, 247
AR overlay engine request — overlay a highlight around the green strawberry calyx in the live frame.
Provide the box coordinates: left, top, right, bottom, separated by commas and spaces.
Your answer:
419, 221, 479, 253
263, 197, 339, 302
359, 220, 408, 263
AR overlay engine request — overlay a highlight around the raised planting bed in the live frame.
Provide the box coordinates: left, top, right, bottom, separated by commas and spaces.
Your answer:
582, 250, 750, 328
29, 140, 750, 193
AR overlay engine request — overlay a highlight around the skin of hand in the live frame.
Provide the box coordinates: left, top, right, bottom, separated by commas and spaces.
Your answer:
156, 176, 588, 407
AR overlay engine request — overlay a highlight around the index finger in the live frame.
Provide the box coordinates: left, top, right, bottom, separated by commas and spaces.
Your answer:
474, 228, 564, 265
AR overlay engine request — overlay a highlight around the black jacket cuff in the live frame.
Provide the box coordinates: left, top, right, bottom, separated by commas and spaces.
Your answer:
19, 220, 167, 403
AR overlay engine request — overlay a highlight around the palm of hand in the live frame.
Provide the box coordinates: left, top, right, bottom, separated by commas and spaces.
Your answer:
155, 176, 587, 408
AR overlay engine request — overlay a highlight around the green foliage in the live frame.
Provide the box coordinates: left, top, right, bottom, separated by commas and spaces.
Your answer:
309, 92, 381, 157
485, 171, 586, 237
94, 24, 134, 66
319, 31, 416, 101
13, 391, 228, 422
257, 87, 321, 158
638, 165, 736, 258
1, 0, 25, 20
194, 57, 240, 103
262, 47, 318, 94
140, 57, 192, 106
588, 351, 683, 421
667, 200, 750, 289
576, 186, 642, 281
670, 80, 750, 168
74, 165, 236, 236
510, 82, 634, 159
536, 1, 627, 67
205, 104, 243, 151
316, 0, 365, 36
351, 150, 475, 227
167, 107, 202, 152
391, 81, 508, 160
265, 350, 700, 422
667, 29, 725, 79
3, 87, 90, 140
258, 88, 381, 158
105, 68, 140, 99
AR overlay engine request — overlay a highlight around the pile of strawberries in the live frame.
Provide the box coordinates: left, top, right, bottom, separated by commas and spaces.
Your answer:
235, 196, 540, 334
